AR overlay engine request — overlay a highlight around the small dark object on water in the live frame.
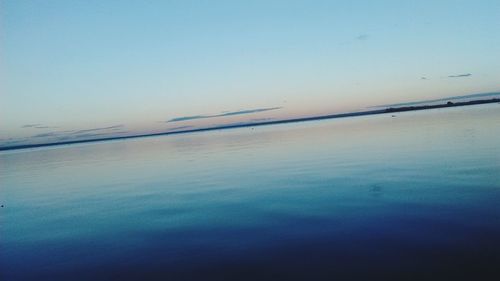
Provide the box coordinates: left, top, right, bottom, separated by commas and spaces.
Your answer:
392, 115, 396, 117
1, 205, 3, 208
447, 101, 454, 105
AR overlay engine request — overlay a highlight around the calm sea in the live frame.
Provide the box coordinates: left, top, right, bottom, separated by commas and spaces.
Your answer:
1, 104, 500, 280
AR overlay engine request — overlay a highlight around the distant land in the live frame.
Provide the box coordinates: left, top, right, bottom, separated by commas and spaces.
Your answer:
1, 98, 499, 151
371, 92, 500, 108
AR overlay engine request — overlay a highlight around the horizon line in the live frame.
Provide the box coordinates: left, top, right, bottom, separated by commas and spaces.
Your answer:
1, 98, 499, 152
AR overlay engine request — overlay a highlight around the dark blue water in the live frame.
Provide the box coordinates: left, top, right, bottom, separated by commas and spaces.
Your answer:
1, 105, 500, 280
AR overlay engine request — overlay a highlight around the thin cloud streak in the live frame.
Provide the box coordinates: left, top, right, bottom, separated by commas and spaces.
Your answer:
32, 132, 60, 138
28, 125, 125, 140
168, 126, 194, 131
71, 125, 124, 134
22, 124, 58, 129
168, 107, 282, 122
448, 73, 472, 78
169, 115, 206, 122
22, 124, 42, 128
56, 131, 129, 141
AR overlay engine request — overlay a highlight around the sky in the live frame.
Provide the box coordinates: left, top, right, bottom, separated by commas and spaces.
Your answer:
1, 0, 500, 147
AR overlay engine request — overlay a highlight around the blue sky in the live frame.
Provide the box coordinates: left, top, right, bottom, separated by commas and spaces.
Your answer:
1, 0, 500, 146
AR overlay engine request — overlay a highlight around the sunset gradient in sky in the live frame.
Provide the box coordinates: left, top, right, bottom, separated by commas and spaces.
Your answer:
1, 0, 499, 146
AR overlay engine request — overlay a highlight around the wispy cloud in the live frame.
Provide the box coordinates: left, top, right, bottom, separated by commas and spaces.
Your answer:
32, 132, 61, 138
22, 124, 58, 129
168, 126, 194, 131
356, 34, 369, 40
22, 124, 41, 128
1, 127, 129, 148
249, 117, 273, 122
168, 107, 282, 123
56, 131, 129, 141
71, 125, 124, 134
169, 116, 207, 122
0, 137, 28, 146
448, 73, 472, 78
28, 125, 125, 140
219, 108, 281, 116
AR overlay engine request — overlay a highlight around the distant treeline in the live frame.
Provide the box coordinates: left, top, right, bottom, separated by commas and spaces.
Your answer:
384, 98, 500, 113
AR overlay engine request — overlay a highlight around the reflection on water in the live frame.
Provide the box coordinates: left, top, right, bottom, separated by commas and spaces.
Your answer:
1, 104, 500, 280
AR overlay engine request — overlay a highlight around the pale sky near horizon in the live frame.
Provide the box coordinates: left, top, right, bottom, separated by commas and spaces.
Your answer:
1, 0, 500, 146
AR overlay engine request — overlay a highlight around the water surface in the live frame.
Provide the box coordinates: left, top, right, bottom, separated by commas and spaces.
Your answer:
1, 104, 500, 280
